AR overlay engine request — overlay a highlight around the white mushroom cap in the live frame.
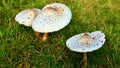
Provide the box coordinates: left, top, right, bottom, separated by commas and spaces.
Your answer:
66, 31, 106, 52
32, 3, 72, 33
15, 8, 41, 26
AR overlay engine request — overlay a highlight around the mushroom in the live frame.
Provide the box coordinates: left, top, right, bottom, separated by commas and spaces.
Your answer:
66, 31, 106, 68
32, 3, 72, 41
15, 8, 41, 26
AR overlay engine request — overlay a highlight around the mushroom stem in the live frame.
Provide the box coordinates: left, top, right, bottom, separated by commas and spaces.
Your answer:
82, 52, 87, 68
42, 32, 49, 41
35, 31, 40, 39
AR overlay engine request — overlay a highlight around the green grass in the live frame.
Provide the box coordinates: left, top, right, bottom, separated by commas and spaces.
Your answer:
0, 0, 120, 68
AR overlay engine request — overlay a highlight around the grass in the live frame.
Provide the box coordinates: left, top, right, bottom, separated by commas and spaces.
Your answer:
0, 0, 120, 68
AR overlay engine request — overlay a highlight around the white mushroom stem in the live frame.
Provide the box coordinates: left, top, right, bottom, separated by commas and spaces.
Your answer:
35, 31, 41, 39
82, 52, 87, 68
42, 32, 49, 41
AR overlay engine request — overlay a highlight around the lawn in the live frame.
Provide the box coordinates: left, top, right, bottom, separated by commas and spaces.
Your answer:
0, 0, 120, 68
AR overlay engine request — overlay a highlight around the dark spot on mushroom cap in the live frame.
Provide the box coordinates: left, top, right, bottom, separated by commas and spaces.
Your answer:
96, 43, 99, 46
82, 48, 85, 50
44, 18, 46, 21
28, 17, 30, 19
29, 14, 32, 16
52, 20, 54, 23
57, 20, 59, 21
48, 15, 51, 17
88, 46, 91, 48
62, 8, 64, 11
54, 19, 56, 21
99, 40, 101, 42
101, 34, 104, 36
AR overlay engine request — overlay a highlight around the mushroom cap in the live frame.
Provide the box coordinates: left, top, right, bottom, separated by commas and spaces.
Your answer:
66, 31, 106, 52
32, 3, 72, 33
15, 8, 41, 26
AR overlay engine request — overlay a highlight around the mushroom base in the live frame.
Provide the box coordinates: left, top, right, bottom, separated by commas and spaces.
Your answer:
35, 32, 49, 41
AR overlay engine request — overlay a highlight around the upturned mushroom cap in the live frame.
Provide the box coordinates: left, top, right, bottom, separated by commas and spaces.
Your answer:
15, 8, 41, 26
32, 3, 72, 33
66, 31, 106, 52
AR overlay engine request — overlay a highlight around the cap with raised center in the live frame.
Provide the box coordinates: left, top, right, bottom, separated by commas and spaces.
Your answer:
32, 3, 72, 33
66, 31, 106, 52
15, 8, 41, 26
